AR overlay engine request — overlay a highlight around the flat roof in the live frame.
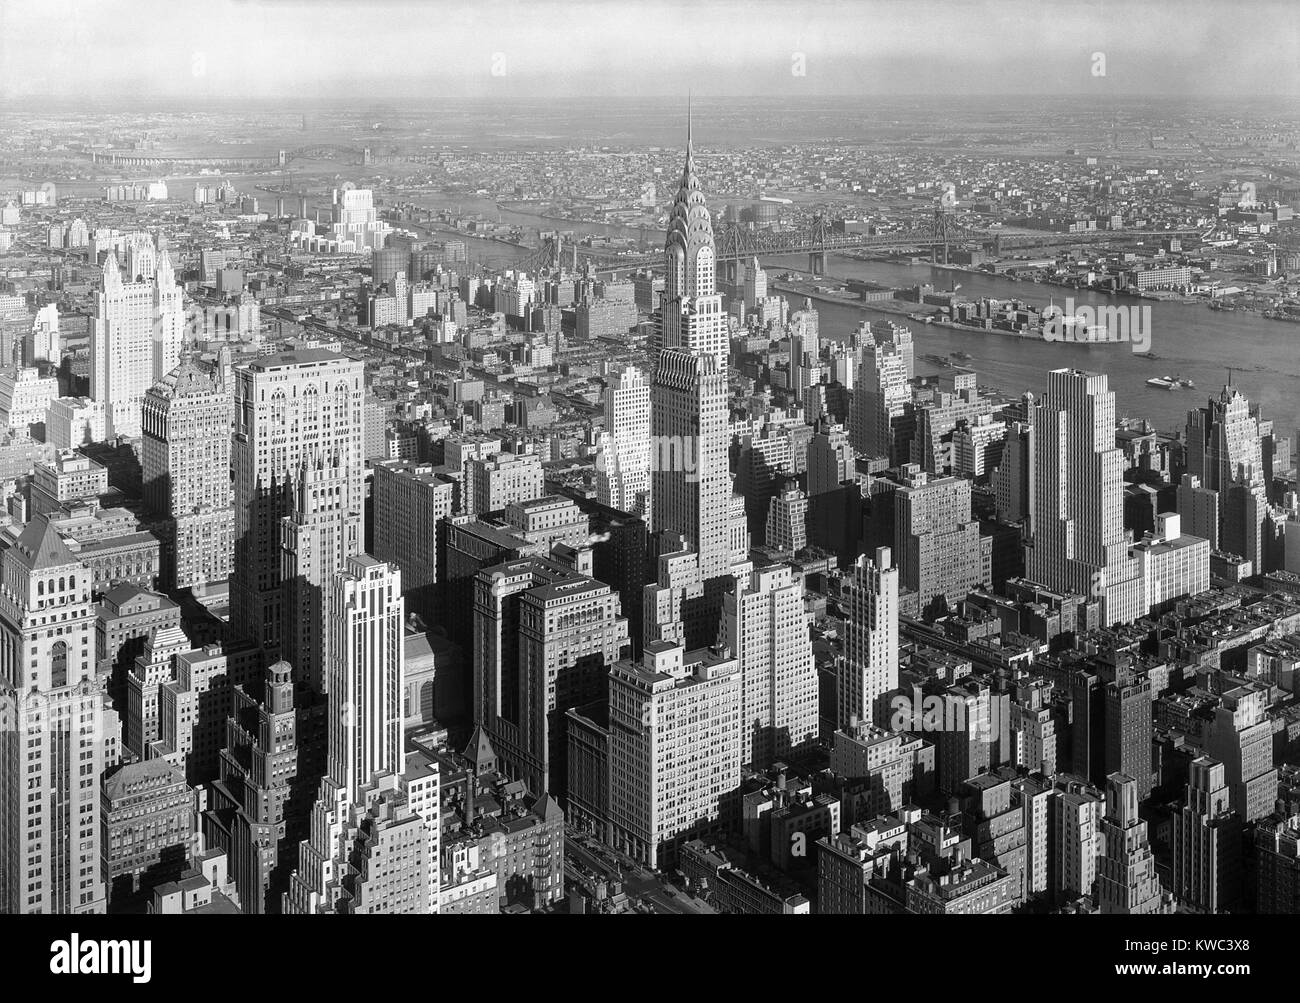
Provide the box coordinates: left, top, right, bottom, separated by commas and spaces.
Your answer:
245, 347, 352, 371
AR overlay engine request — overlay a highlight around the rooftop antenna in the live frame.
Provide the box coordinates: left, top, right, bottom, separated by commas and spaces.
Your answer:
1227, 366, 1233, 387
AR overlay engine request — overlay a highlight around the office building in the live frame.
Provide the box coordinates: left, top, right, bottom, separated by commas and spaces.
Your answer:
720, 564, 818, 768
1096, 773, 1171, 914
230, 349, 364, 682
838, 547, 899, 728
90, 246, 185, 438
328, 556, 404, 805
894, 468, 986, 606
1026, 370, 1144, 625
1171, 756, 1241, 913
141, 357, 234, 590
607, 642, 741, 869
474, 556, 628, 797
0, 516, 116, 914
596, 364, 651, 521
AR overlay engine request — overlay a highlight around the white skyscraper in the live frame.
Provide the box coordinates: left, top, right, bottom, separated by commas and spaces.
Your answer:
721, 563, 818, 768
28, 303, 59, 367
330, 187, 392, 252
656, 110, 727, 370
285, 557, 438, 916
851, 321, 914, 461
838, 546, 899, 728
328, 555, 405, 805
1026, 369, 1145, 625
91, 244, 185, 438
597, 363, 652, 520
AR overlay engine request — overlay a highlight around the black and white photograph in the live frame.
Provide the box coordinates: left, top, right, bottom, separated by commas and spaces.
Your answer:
1, 0, 1298, 982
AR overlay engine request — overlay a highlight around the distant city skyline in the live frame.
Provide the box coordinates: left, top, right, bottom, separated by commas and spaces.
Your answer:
4, 0, 1299, 101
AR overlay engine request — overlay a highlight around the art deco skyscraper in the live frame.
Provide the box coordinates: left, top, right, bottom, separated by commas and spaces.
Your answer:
230, 349, 364, 684
1186, 384, 1271, 571
656, 107, 727, 370
327, 556, 404, 805
1097, 772, 1172, 914
838, 546, 899, 728
644, 112, 752, 652
91, 243, 185, 438
283, 558, 440, 916
1026, 369, 1144, 625
0, 517, 115, 914
644, 348, 749, 651
1186, 384, 1268, 495
141, 355, 234, 590
211, 659, 306, 914
650, 349, 732, 579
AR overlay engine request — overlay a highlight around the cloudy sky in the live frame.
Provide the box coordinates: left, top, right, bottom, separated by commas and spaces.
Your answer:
3, 0, 1298, 102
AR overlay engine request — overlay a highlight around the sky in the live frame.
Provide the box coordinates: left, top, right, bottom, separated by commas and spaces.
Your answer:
3, 0, 1299, 102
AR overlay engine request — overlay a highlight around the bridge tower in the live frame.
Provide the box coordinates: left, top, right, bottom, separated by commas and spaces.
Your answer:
717, 225, 746, 289
808, 212, 830, 275
931, 184, 959, 265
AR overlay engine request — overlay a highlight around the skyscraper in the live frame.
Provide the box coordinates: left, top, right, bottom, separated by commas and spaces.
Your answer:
210, 659, 306, 914
1171, 756, 1241, 913
1205, 682, 1277, 823
850, 320, 914, 462
644, 111, 751, 652
141, 356, 234, 590
371, 459, 457, 624
648, 354, 728, 569
894, 468, 986, 607
838, 546, 899, 728
656, 108, 727, 370
230, 349, 364, 682
596, 363, 651, 520
1186, 384, 1270, 570
645, 347, 745, 649
993, 414, 1033, 525
0, 517, 115, 914
283, 559, 441, 916
607, 641, 741, 869
1186, 384, 1268, 495
721, 563, 818, 768
1026, 370, 1144, 625
1105, 665, 1153, 801
474, 556, 629, 797
1096, 773, 1171, 914
283, 454, 364, 693
327, 556, 404, 806
91, 244, 185, 438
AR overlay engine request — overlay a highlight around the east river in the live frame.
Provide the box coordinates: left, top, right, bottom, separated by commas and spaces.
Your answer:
761, 254, 1300, 440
